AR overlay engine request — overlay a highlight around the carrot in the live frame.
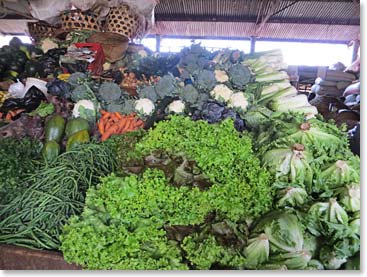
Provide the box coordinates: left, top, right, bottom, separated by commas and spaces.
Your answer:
101, 124, 119, 142
5, 113, 12, 121
124, 120, 136, 132
135, 121, 144, 128
114, 112, 123, 120
101, 113, 112, 121
116, 119, 126, 132
100, 110, 108, 116
98, 120, 105, 135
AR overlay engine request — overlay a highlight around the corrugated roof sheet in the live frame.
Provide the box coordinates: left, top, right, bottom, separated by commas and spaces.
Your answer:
153, 21, 359, 42
153, 0, 360, 42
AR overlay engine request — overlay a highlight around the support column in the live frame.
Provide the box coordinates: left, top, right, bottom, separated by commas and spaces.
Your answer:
250, 36, 256, 54
156, 34, 161, 53
351, 39, 360, 63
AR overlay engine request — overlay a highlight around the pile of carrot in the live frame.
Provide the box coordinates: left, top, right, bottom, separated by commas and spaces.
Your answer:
0, 109, 25, 122
98, 110, 144, 142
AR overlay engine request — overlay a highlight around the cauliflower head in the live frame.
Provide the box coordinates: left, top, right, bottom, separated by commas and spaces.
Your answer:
214, 70, 229, 83
135, 98, 155, 116
228, 92, 249, 111
168, 100, 185, 114
210, 84, 233, 103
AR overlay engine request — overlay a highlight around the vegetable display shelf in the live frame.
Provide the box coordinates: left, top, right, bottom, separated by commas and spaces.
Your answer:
0, 244, 81, 270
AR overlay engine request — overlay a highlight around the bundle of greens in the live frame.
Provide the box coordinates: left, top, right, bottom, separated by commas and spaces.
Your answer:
0, 137, 42, 205
0, 142, 117, 249
60, 115, 273, 269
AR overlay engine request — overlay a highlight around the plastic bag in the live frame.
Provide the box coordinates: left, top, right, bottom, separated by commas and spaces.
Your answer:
8, 79, 25, 98
29, 0, 71, 24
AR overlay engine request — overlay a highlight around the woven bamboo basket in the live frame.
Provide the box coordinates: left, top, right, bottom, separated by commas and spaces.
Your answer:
87, 32, 129, 63
27, 21, 58, 42
61, 10, 102, 32
104, 5, 146, 40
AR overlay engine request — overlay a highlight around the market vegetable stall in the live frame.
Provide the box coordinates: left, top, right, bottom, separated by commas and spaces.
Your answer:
0, 36, 360, 270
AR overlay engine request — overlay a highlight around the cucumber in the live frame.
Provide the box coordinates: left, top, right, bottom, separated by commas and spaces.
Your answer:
45, 114, 65, 143
66, 129, 90, 152
65, 118, 90, 138
42, 140, 60, 162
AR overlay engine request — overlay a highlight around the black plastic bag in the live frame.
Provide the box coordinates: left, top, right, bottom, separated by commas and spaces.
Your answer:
0, 86, 47, 113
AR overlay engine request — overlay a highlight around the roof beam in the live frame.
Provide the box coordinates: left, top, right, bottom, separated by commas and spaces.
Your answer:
155, 14, 360, 26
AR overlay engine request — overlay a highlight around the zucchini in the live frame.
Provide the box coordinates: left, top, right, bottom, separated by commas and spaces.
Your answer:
45, 114, 65, 143
65, 118, 90, 138
66, 129, 90, 151
42, 140, 60, 162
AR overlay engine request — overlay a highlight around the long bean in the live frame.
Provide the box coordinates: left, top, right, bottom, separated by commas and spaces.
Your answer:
0, 142, 117, 250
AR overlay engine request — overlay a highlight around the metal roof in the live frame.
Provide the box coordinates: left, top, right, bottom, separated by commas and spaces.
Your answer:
153, 0, 360, 42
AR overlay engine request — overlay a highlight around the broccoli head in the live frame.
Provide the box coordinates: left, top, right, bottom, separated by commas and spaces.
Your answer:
138, 85, 158, 102
180, 84, 199, 105
228, 64, 252, 89
194, 70, 217, 93
155, 74, 180, 99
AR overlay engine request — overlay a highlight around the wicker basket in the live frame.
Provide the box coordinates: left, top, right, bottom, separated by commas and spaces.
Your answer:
27, 21, 58, 42
87, 32, 129, 63
61, 10, 102, 32
104, 5, 146, 40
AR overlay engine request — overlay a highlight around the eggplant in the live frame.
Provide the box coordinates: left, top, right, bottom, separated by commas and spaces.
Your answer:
12, 51, 28, 65
8, 62, 24, 74
0, 54, 9, 65
24, 61, 41, 77
9, 37, 22, 48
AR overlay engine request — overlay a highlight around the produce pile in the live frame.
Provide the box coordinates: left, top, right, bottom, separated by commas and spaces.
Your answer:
0, 39, 360, 270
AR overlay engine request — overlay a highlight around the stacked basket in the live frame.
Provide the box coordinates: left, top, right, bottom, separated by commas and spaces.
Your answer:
60, 10, 102, 32
27, 21, 58, 42
104, 5, 146, 41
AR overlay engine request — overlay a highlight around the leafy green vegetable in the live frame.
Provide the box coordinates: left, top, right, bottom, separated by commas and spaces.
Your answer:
182, 234, 246, 269
262, 144, 313, 188
268, 250, 312, 269
0, 137, 42, 205
28, 102, 55, 117
335, 184, 360, 212
243, 234, 270, 269
274, 182, 308, 208
61, 170, 202, 269
137, 115, 273, 220
315, 158, 360, 192
251, 211, 305, 254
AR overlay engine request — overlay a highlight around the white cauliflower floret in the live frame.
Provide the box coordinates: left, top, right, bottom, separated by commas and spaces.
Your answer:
168, 100, 185, 114
214, 70, 229, 83
210, 84, 233, 103
228, 92, 249, 111
134, 98, 155, 115
72, 99, 97, 123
